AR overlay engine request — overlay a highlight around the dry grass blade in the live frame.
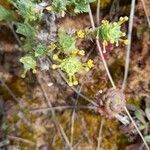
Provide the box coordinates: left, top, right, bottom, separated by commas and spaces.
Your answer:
96, 118, 104, 150
7, 135, 35, 146
122, 0, 136, 91
0, 79, 19, 103
96, 0, 100, 26
141, 0, 150, 27
30, 105, 95, 113
7, 22, 22, 47
70, 110, 76, 150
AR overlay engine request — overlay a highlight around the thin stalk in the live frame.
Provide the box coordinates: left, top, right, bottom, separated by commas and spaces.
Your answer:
0, 79, 19, 103
70, 110, 75, 150
7, 135, 35, 146
122, 0, 135, 91
7, 22, 22, 47
96, 0, 100, 26
31, 105, 96, 113
141, 0, 150, 27
96, 118, 104, 150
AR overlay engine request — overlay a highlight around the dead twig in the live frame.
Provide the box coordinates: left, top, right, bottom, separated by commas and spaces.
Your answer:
7, 22, 22, 47
0, 79, 19, 103
30, 105, 95, 113
96, 118, 104, 150
7, 135, 35, 146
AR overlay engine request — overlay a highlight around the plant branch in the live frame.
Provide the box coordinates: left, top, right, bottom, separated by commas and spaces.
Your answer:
48, 57, 98, 107
7, 22, 22, 47
88, 4, 116, 88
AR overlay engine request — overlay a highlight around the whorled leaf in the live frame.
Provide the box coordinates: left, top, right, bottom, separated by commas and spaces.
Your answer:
135, 109, 146, 125
58, 30, 76, 54
52, 0, 96, 14
20, 55, 36, 77
52, 0, 70, 12
16, 23, 36, 38
97, 16, 128, 47
73, 0, 95, 13
34, 44, 48, 57
15, 0, 40, 23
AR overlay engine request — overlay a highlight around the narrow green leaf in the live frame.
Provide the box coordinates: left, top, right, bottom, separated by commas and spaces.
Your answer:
145, 108, 150, 122
135, 109, 146, 125
34, 44, 48, 57
144, 135, 150, 142
0, 6, 15, 21
20, 55, 36, 77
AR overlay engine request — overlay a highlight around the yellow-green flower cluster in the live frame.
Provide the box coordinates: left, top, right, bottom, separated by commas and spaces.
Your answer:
51, 29, 94, 86
97, 16, 128, 47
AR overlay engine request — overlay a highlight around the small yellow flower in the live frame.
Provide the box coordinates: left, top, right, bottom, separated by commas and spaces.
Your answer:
102, 20, 109, 25
122, 32, 126, 36
72, 48, 79, 55
85, 67, 90, 72
68, 82, 73, 86
119, 16, 129, 24
119, 39, 128, 45
123, 39, 128, 45
73, 80, 78, 85
32, 69, 36, 74
48, 43, 57, 51
46, 6, 53, 11
52, 64, 58, 69
78, 50, 85, 56
103, 40, 108, 46
87, 59, 94, 68
53, 54, 59, 60
77, 30, 85, 39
